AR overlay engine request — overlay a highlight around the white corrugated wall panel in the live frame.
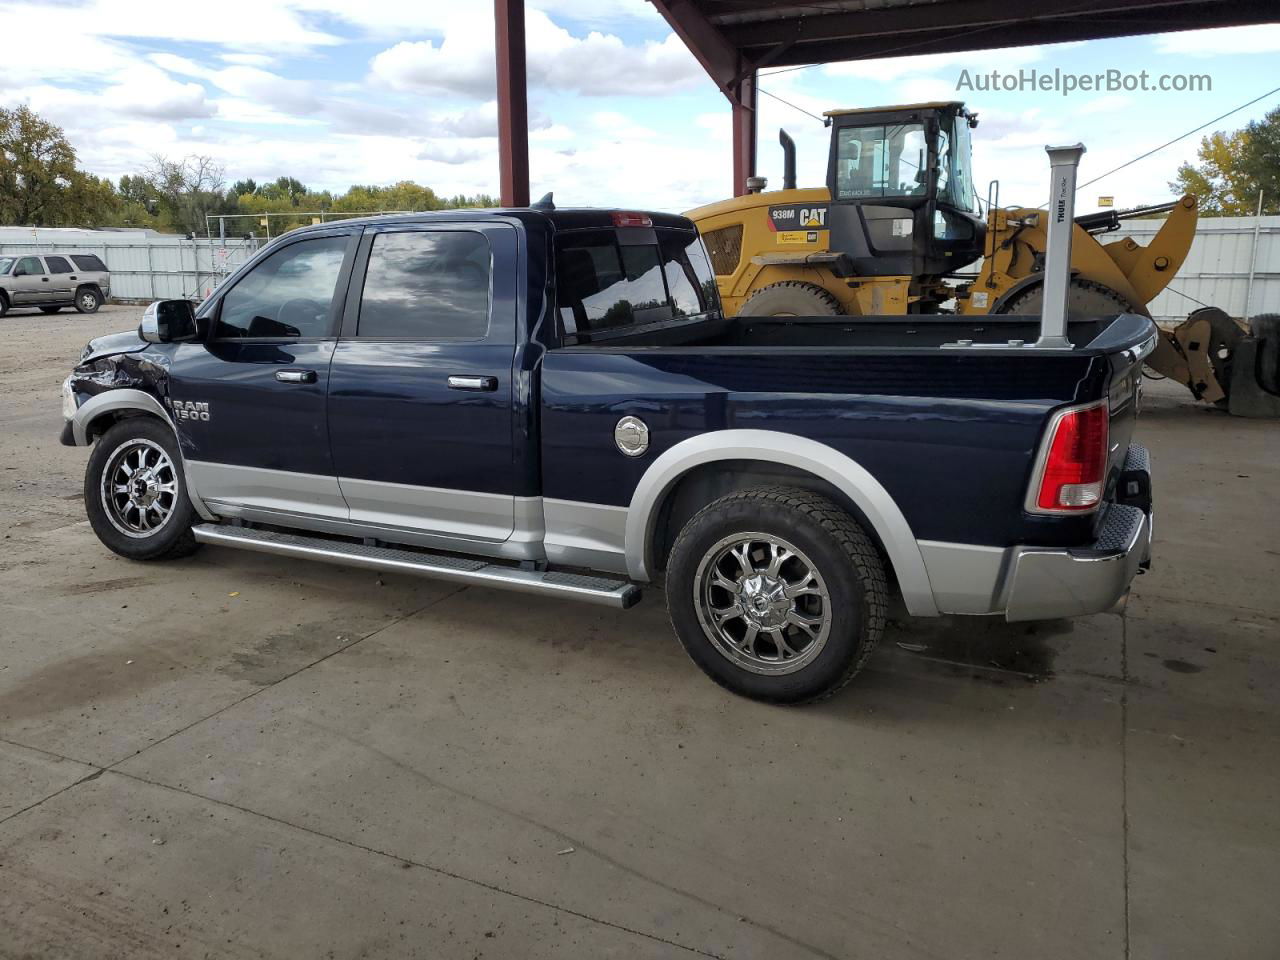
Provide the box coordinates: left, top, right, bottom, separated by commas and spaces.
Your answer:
0, 228, 260, 302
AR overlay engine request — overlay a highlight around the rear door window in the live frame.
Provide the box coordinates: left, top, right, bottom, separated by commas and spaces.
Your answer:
45, 255, 73, 273
356, 231, 491, 339
70, 254, 107, 272
555, 227, 719, 337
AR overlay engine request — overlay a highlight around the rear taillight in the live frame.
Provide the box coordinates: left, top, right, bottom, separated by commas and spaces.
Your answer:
611, 211, 653, 228
1029, 401, 1109, 513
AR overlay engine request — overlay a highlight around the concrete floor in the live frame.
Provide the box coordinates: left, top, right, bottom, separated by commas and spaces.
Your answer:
1, 304, 1277, 959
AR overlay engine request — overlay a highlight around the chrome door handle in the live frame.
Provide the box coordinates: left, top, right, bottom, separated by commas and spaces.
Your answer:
275, 369, 316, 384
447, 375, 498, 391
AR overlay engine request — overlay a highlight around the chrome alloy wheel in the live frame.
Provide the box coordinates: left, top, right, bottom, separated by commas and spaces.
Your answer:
694, 532, 831, 675
101, 438, 179, 538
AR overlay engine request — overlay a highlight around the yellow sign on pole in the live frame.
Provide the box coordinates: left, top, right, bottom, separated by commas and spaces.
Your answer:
259, 217, 269, 226
1097, 196, 1114, 207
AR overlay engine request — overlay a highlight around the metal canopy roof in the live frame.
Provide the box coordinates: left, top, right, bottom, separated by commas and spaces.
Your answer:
656, 0, 1278, 74
649, 0, 1277, 196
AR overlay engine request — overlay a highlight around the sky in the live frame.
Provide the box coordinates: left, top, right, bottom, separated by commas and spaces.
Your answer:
1, 1, 1278, 217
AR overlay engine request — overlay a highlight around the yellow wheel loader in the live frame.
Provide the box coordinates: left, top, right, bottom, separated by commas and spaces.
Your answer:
686, 101, 1278, 412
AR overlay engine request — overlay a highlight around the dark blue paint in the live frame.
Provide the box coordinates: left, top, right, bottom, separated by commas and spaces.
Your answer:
327, 341, 516, 494
168, 340, 337, 474
539, 349, 1112, 548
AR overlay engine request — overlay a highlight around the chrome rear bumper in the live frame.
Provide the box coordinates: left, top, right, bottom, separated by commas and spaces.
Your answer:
1004, 503, 1151, 622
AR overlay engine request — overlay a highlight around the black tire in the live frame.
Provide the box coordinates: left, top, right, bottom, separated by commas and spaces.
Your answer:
84, 417, 200, 561
665, 485, 887, 704
40, 305, 62, 314
994, 277, 1135, 317
74, 286, 102, 314
0, 292, 8, 318
739, 281, 843, 317
1248, 313, 1280, 396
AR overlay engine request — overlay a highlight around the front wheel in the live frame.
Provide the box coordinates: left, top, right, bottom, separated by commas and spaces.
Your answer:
666, 486, 887, 703
75, 287, 102, 314
84, 418, 200, 561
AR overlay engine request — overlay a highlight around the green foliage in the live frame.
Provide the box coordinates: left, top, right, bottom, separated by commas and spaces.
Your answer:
1172, 106, 1280, 215
0, 105, 103, 226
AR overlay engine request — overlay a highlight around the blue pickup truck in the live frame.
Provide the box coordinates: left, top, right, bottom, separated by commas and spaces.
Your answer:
60, 205, 1154, 703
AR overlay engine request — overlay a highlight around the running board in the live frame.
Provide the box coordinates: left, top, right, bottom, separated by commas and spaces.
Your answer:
191, 524, 641, 609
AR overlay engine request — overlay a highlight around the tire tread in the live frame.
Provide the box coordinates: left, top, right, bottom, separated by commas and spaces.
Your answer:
666, 484, 887, 703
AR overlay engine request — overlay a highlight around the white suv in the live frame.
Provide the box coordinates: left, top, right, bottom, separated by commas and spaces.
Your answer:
0, 252, 110, 317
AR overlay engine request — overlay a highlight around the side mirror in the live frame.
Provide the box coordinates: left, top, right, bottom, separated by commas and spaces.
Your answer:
139, 299, 199, 343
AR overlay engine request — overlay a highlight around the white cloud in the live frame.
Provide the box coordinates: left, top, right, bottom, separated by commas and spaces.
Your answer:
220, 53, 275, 67
1154, 24, 1280, 56
102, 65, 213, 120
369, 7, 703, 98
0, 0, 339, 52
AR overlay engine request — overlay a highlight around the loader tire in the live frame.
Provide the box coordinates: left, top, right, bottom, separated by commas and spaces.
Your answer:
1248, 314, 1280, 396
739, 282, 843, 317
993, 277, 1135, 318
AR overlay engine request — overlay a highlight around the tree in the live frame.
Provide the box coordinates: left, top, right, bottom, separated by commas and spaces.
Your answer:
145, 154, 232, 234
1172, 106, 1280, 215
0, 105, 85, 225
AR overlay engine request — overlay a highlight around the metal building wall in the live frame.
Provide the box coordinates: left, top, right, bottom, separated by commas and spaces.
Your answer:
0, 228, 261, 302
1107, 214, 1279, 325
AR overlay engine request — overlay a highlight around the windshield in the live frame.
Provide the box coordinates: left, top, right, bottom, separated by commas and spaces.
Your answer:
833, 122, 927, 200
0, 257, 13, 276
938, 114, 977, 212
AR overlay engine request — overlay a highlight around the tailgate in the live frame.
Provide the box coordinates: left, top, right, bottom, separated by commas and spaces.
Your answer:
1098, 317, 1158, 511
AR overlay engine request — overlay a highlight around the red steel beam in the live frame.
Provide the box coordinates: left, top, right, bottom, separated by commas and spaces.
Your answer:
731, 71, 757, 198
495, 0, 530, 207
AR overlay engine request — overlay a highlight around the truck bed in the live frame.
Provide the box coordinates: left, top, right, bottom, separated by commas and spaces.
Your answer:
543, 311, 1155, 554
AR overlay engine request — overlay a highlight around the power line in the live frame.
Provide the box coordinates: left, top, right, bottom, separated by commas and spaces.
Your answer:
755, 86, 829, 124
1076, 85, 1280, 191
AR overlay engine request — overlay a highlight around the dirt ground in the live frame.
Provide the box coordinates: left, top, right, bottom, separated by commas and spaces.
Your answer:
1, 303, 1278, 959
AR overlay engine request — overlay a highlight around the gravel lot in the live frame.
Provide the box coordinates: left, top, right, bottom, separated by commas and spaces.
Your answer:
1, 303, 1278, 959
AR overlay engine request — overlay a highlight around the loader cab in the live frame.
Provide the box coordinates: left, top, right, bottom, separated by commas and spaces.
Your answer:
825, 101, 985, 279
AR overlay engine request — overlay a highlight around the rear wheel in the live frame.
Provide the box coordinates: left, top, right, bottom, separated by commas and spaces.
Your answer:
84, 418, 200, 561
75, 287, 102, 314
40, 305, 62, 314
666, 486, 886, 704
0, 293, 8, 318
739, 281, 843, 317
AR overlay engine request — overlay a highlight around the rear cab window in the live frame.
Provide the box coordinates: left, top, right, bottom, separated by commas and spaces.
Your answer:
555, 223, 720, 342
70, 254, 107, 272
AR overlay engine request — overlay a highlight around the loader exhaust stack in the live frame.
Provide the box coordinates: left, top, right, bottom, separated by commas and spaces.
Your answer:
780, 129, 797, 191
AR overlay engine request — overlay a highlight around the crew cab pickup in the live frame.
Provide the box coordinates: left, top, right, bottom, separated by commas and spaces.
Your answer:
60, 206, 1155, 703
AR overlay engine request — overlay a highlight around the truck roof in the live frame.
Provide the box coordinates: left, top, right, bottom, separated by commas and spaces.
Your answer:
279, 207, 696, 237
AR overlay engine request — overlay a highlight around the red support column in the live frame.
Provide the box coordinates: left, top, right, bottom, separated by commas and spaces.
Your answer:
730, 70, 757, 197
495, 0, 530, 207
